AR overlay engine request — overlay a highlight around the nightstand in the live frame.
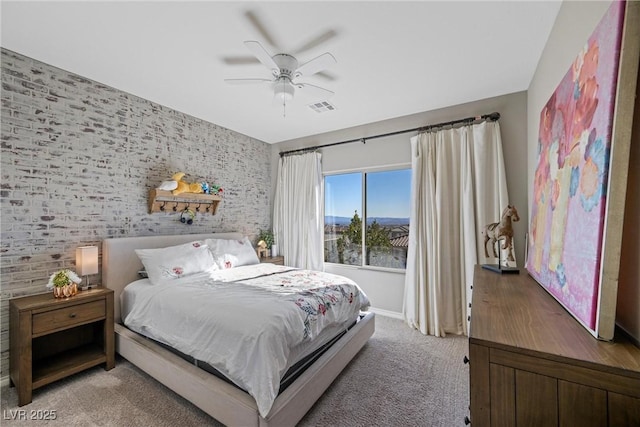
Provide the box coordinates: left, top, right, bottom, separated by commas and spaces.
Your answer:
260, 255, 285, 265
10, 287, 115, 406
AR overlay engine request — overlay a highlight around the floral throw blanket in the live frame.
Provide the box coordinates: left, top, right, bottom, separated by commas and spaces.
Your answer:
215, 265, 369, 339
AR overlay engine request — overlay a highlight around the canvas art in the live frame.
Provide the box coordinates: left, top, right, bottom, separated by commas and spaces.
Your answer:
526, 1, 625, 332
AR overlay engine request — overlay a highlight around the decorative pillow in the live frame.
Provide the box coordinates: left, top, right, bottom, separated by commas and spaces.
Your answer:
213, 253, 240, 270
205, 236, 260, 269
135, 241, 216, 285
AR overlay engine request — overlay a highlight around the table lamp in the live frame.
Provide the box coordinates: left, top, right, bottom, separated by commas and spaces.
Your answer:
76, 246, 98, 289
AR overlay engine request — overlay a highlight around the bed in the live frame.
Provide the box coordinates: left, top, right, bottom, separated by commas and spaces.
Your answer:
103, 232, 375, 427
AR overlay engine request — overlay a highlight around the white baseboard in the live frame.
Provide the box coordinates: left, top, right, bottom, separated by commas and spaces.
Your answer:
369, 307, 403, 320
1, 375, 10, 387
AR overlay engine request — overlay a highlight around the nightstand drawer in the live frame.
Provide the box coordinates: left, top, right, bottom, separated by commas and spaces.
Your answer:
32, 300, 105, 335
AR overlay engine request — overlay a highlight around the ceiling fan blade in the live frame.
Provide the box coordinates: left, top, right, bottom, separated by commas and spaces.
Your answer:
221, 56, 260, 65
296, 82, 335, 101
244, 40, 279, 74
294, 53, 337, 78
224, 78, 272, 85
292, 29, 338, 55
244, 10, 281, 51
315, 71, 336, 82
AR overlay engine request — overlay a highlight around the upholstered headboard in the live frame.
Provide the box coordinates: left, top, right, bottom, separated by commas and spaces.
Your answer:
102, 232, 243, 323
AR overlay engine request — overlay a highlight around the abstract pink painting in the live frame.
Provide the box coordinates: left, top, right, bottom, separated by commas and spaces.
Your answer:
526, 1, 625, 331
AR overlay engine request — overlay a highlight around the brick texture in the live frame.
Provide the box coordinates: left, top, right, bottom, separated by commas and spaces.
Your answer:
0, 48, 272, 378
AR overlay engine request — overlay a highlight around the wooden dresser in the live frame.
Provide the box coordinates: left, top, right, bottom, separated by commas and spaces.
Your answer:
468, 266, 640, 426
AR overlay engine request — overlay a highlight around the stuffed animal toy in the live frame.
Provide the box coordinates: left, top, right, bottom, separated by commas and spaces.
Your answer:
157, 177, 178, 191
171, 172, 191, 195
160, 173, 210, 195
188, 182, 204, 194
201, 182, 210, 194
210, 185, 223, 196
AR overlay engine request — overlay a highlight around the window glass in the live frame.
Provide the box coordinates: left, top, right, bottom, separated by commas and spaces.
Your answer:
324, 173, 362, 265
324, 168, 411, 269
365, 169, 411, 268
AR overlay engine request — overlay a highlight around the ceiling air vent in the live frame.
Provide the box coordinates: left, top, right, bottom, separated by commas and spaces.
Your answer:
308, 101, 336, 113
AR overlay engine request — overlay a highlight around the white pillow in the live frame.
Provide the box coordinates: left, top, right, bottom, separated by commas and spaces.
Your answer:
135, 241, 216, 285
213, 253, 240, 270
205, 236, 260, 269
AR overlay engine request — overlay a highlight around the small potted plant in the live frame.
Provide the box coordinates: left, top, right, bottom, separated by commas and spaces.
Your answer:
257, 229, 274, 250
257, 229, 277, 257
47, 269, 82, 298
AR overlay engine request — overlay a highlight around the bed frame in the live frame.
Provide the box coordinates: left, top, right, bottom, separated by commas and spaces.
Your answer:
102, 233, 375, 427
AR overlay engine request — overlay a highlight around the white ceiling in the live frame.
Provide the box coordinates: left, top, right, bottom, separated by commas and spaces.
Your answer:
1, 1, 561, 144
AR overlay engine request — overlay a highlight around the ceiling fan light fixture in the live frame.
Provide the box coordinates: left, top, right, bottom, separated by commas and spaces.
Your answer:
274, 79, 294, 102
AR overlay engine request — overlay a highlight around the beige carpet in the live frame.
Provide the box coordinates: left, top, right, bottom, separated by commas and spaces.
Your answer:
1, 315, 469, 426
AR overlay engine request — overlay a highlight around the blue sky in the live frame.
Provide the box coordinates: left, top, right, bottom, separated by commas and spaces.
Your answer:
325, 169, 411, 218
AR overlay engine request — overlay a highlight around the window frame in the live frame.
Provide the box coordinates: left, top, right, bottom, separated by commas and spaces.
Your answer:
323, 163, 411, 272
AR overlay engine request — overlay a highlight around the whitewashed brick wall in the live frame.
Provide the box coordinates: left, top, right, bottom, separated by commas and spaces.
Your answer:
0, 48, 272, 378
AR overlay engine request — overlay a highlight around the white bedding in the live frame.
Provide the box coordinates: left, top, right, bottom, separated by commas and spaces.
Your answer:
122, 263, 369, 417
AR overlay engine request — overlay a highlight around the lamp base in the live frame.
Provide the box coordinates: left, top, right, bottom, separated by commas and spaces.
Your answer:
481, 264, 520, 274
79, 275, 96, 291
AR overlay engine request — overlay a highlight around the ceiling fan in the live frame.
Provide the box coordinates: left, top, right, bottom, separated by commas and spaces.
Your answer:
225, 41, 336, 108
223, 11, 338, 114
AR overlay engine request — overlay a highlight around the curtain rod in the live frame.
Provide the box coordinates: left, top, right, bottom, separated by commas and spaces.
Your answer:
279, 111, 500, 157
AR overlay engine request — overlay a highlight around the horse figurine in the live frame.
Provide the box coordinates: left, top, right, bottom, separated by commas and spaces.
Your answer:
482, 205, 519, 262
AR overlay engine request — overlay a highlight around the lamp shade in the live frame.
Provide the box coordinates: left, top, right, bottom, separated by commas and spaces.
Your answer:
76, 246, 98, 276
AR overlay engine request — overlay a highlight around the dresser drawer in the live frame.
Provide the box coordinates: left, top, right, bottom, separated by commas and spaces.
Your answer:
32, 300, 105, 336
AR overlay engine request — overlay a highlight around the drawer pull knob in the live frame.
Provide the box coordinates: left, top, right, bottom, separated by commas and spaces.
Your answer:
464, 416, 471, 425
69, 313, 76, 318
463, 355, 470, 364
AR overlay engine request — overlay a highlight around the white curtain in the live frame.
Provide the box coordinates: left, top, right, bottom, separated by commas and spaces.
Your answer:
273, 151, 324, 270
403, 121, 509, 337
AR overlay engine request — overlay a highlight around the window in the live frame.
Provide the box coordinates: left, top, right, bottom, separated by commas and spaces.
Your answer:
324, 168, 411, 269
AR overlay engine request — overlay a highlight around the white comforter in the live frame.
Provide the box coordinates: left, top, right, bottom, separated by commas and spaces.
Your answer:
123, 263, 369, 417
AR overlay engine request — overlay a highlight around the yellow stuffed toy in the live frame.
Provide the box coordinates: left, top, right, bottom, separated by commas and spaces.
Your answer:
189, 182, 204, 194
171, 172, 203, 195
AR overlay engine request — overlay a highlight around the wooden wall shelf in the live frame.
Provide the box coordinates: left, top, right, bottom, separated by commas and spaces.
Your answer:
148, 189, 221, 215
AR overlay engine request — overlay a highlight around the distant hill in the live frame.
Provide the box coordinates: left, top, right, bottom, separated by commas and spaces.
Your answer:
325, 216, 410, 226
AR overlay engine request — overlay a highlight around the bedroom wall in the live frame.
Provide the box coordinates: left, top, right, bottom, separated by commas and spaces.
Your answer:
0, 48, 272, 379
272, 91, 528, 316
527, 0, 640, 343
618, 71, 640, 344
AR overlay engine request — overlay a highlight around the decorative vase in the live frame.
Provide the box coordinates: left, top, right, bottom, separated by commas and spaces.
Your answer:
53, 283, 78, 298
